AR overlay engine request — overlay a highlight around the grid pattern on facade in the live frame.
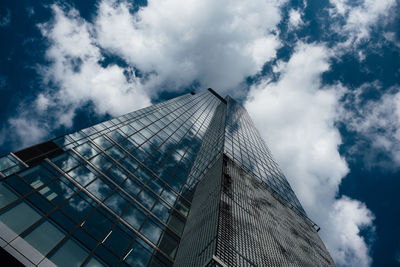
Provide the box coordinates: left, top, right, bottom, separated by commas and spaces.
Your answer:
216, 156, 335, 267
183, 101, 226, 194
0, 89, 336, 267
0, 90, 224, 266
173, 97, 227, 266
173, 157, 223, 267
224, 96, 306, 218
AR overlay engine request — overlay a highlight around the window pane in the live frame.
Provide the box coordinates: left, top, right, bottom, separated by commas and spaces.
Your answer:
105, 166, 128, 185
147, 178, 164, 194
90, 154, 113, 172
51, 152, 81, 172
24, 220, 65, 256
85, 256, 106, 267
140, 217, 162, 244
120, 177, 141, 197
158, 230, 179, 259
151, 200, 170, 222
0, 183, 18, 209
134, 166, 153, 183
168, 211, 185, 235
19, 164, 58, 189
86, 178, 113, 201
104, 191, 130, 216
0, 155, 16, 171
122, 204, 146, 229
83, 208, 114, 241
68, 165, 98, 187
123, 240, 152, 267
119, 139, 136, 152
75, 142, 100, 159
106, 146, 125, 161
137, 188, 156, 210
61, 193, 94, 224
0, 201, 41, 234
161, 187, 177, 206
50, 238, 89, 267
107, 130, 125, 143
103, 225, 133, 257
93, 136, 112, 150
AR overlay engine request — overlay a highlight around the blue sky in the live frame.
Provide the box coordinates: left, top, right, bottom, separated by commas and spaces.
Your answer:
0, 0, 399, 266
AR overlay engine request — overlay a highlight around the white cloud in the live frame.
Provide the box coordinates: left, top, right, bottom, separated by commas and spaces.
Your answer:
0, 2, 381, 265
341, 83, 400, 169
95, 0, 285, 96
245, 42, 374, 267
383, 32, 400, 48
329, 197, 375, 267
288, 9, 304, 29
329, 0, 397, 47
38, 5, 151, 123
5, 0, 288, 148
8, 117, 48, 149
2, 4, 152, 149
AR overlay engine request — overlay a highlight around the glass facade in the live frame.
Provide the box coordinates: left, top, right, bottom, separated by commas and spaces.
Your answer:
0, 89, 334, 266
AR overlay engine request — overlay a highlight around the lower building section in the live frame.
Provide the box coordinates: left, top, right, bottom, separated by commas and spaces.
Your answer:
175, 155, 335, 267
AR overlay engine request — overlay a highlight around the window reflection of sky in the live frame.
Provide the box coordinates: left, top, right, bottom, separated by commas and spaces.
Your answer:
0, 91, 226, 265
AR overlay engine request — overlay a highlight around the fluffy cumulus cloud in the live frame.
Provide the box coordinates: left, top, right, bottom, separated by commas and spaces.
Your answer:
38, 4, 151, 124
245, 42, 374, 267
1, 1, 385, 265
5, 0, 287, 148
95, 0, 285, 95
288, 8, 304, 30
341, 84, 400, 169
329, 0, 397, 48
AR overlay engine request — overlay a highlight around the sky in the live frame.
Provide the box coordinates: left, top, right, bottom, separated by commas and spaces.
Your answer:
0, 0, 399, 266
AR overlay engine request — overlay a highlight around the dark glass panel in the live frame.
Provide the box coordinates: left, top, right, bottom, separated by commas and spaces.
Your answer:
134, 166, 153, 183
83, 208, 115, 241
0, 201, 41, 234
167, 210, 185, 235
106, 146, 126, 161
86, 177, 113, 201
103, 224, 133, 258
105, 165, 128, 185
120, 177, 142, 197
157, 229, 180, 259
137, 188, 157, 210
68, 164, 98, 187
161, 187, 177, 206
147, 178, 164, 194
75, 142, 100, 159
61, 193, 95, 224
119, 139, 136, 152
94, 244, 120, 266
151, 199, 170, 222
104, 191, 130, 216
119, 156, 139, 173
123, 239, 153, 267
122, 204, 146, 230
93, 136, 113, 150
50, 238, 89, 267
140, 217, 162, 244
23, 220, 65, 256
72, 227, 98, 251
89, 154, 114, 172
0, 183, 18, 209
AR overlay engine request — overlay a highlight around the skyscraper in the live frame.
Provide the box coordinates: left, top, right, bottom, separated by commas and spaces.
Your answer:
0, 89, 335, 266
